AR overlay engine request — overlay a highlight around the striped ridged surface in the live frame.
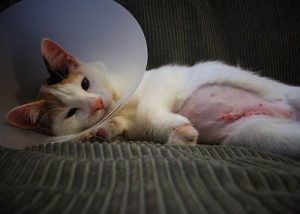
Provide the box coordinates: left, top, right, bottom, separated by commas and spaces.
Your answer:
0, 142, 300, 214
117, 0, 300, 85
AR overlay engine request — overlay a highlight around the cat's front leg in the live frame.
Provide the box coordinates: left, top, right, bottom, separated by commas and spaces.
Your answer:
79, 129, 108, 143
79, 116, 128, 143
94, 116, 132, 142
105, 116, 130, 140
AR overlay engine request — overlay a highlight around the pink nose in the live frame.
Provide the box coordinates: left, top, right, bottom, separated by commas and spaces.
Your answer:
91, 97, 104, 112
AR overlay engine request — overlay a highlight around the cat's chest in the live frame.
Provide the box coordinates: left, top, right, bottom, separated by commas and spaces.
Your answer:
178, 84, 294, 143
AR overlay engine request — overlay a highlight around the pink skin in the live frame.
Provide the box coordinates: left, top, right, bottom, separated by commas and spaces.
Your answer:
179, 85, 295, 144
219, 102, 293, 121
90, 97, 104, 113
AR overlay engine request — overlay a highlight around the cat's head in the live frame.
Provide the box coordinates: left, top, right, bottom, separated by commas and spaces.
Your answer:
7, 39, 116, 135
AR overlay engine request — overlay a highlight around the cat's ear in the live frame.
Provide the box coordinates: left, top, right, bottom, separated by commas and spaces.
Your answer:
7, 100, 46, 130
41, 39, 80, 83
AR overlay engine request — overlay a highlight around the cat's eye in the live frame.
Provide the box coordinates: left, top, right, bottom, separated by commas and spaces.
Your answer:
81, 77, 90, 91
66, 108, 78, 118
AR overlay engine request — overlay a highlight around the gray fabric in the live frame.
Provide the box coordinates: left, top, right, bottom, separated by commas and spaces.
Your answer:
118, 0, 300, 85
1, 142, 300, 214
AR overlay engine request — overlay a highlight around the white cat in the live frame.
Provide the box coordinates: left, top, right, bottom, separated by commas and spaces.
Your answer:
7, 39, 300, 158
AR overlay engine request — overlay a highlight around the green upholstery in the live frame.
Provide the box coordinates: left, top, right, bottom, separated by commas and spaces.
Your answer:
1, 0, 300, 213
118, 0, 300, 85
1, 143, 300, 213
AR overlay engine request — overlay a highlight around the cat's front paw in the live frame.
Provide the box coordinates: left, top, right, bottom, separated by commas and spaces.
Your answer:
95, 116, 128, 142
108, 117, 125, 138
79, 128, 110, 143
79, 116, 129, 143
167, 124, 199, 145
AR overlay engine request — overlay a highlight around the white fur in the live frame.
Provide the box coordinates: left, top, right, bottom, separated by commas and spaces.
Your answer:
222, 116, 300, 157
107, 61, 300, 158
48, 61, 300, 158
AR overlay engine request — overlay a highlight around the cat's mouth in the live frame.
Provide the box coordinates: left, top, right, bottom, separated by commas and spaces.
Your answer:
84, 106, 109, 130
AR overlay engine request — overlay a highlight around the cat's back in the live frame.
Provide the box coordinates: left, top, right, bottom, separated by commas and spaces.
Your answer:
137, 65, 190, 96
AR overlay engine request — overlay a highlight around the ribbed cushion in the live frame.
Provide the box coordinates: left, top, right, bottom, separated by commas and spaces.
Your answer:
118, 0, 300, 85
1, 142, 300, 213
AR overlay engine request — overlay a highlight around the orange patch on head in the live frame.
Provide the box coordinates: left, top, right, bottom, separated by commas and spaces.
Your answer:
44, 69, 82, 87
61, 71, 82, 84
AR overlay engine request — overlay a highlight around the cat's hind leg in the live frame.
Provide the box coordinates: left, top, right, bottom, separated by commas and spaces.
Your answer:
138, 107, 199, 145
222, 116, 300, 158
285, 86, 300, 113
167, 123, 199, 145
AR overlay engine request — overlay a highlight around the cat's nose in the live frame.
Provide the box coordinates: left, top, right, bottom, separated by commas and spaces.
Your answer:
91, 97, 104, 112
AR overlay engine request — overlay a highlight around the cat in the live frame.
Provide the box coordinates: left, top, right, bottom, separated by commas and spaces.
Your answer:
7, 39, 300, 158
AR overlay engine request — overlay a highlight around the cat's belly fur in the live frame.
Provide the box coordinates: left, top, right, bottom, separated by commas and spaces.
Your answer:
178, 85, 295, 144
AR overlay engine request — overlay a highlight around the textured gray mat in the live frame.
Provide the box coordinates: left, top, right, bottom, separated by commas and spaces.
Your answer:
117, 0, 300, 85
1, 142, 300, 214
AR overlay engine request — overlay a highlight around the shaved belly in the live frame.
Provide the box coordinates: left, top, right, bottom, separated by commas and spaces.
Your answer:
178, 85, 295, 144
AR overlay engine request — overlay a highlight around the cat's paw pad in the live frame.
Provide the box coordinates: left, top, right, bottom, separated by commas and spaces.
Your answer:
96, 128, 109, 138
167, 124, 199, 145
